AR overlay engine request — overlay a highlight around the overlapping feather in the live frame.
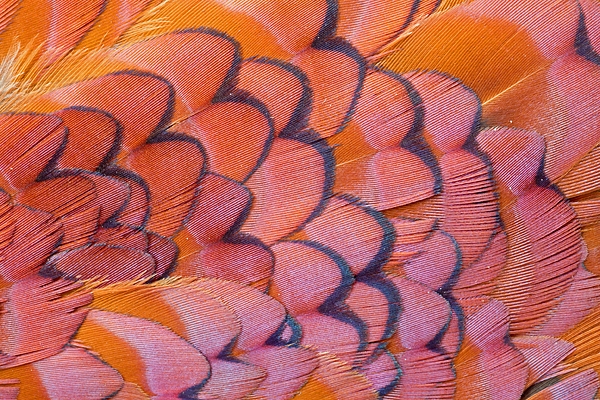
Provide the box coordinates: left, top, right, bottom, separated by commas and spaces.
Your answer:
0, 0, 598, 399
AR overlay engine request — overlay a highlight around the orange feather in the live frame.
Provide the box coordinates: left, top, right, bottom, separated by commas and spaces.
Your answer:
0, 0, 598, 398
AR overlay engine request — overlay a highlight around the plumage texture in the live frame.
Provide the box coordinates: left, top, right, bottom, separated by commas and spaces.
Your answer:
0, 0, 598, 398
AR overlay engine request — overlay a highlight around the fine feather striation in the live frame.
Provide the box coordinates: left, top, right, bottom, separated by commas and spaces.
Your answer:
0, 0, 597, 399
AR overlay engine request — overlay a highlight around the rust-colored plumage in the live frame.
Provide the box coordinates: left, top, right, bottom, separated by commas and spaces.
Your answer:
0, 0, 598, 398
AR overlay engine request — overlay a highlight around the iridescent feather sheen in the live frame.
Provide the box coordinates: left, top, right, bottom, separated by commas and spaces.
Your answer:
0, 0, 598, 398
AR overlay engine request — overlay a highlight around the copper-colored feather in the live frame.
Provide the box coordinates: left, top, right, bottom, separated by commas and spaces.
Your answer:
0, 0, 598, 399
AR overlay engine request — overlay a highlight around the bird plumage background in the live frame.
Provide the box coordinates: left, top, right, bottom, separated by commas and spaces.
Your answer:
0, 0, 598, 398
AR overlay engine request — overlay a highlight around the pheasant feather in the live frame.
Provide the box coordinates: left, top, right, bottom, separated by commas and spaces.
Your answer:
0, 0, 597, 399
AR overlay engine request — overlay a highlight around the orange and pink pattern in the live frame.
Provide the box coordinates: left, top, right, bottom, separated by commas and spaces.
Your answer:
0, 0, 598, 398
